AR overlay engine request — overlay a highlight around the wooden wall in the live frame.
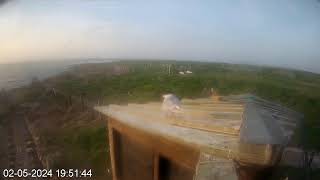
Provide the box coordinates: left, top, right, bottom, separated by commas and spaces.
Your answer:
107, 118, 200, 180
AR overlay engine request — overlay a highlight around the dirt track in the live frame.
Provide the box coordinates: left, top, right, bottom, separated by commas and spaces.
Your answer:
0, 112, 43, 180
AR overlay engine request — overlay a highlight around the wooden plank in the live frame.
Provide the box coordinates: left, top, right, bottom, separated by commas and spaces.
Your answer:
183, 103, 244, 108
123, 105, 244, 119
186, 110, 243, 115
119, 104, 245, 127
182, 106, 244, 112
128, 103, 244, 111
107, 121, 118, 180
131, 102, 244, 108
111, 106, 243, 125
128, 107, 244, 114
153, 154, 159, 180
105, 106, 243, 137
182, 101, 244, 106
167, 118, 240, 136
109, 118, 200, 170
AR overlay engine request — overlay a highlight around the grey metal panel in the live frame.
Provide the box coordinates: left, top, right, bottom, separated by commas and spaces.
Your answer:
225, 94, 302, 145
240, 103, 285, 145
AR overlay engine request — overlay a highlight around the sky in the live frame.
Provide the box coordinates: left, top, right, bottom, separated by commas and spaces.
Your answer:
0, 0, 320, 72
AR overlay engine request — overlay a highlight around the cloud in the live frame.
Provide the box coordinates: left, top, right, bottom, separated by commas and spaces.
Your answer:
0, 0, 9, 6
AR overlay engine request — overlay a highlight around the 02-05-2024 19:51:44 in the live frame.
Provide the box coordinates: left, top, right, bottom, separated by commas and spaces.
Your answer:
2, 169, 92, 178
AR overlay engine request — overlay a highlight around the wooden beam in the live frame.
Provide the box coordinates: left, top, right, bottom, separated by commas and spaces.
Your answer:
127, 105, 244, 112
182, 100, 244, 105
167, 118, 240, 136
153, 154, 159, 180
107, 121, 118, 180
182, 105, 244, 111
109, 107, 243, 126
183, 109, 244, 114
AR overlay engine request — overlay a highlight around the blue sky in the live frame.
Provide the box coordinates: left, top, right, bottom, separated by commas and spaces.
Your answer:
0, 0, 320, 72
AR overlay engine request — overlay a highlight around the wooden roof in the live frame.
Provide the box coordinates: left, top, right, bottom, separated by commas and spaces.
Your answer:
95, 94, 302, 165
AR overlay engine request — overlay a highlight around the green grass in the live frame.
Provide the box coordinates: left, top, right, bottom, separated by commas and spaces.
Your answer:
41, 126, 111, 178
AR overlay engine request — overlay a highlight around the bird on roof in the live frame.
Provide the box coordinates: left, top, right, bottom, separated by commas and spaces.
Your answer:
162, 94, 182, 117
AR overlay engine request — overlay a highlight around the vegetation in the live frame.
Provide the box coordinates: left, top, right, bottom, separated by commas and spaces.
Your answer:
42, 126, 110, 174
7, 60, 320, 179
48, 61, 320, 148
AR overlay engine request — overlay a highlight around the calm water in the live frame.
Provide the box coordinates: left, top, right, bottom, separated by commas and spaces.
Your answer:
0, 59, 111, 90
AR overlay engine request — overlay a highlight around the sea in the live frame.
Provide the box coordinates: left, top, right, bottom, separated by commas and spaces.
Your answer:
0, 59, 112, 90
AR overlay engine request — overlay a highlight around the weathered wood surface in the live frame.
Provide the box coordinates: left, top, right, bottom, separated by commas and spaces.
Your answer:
108, 118, 198, 180
108, 121, 118, 180
95, 95, 301, 166
109, 118, 200, 170
195, 153, 237, 180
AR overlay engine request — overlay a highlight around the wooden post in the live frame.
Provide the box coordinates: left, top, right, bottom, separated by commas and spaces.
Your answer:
108, 121, 118, 180
153, 154, 159, 180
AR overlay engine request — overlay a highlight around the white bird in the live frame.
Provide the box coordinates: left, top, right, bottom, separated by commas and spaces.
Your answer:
162, 94, 182, 117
